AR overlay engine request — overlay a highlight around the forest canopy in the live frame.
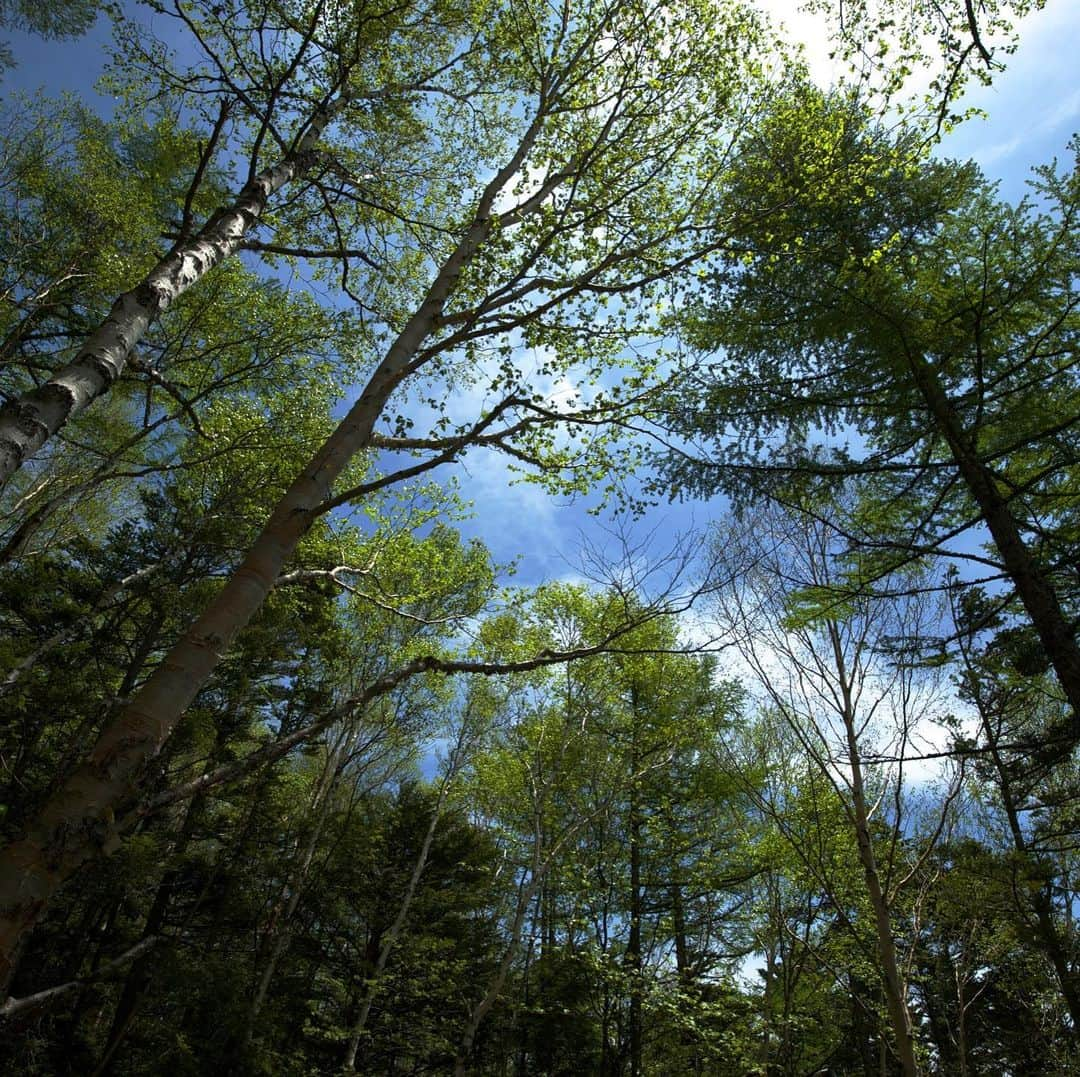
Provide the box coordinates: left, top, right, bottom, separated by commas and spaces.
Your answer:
1, 0, 1078, 1074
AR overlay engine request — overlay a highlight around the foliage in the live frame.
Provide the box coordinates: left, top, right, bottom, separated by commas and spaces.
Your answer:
0, 2, 1078, 1074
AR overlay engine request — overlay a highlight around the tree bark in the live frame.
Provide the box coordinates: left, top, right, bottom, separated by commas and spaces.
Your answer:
451, 750, 605, 1077
453, 840, 545, 1077
0, 564, 160, 698
954, 964, 969, 1077
0, 936, 158, 1023
0, 86, 352, 485
908, 352, 1080, 737
968, 656, 1080, 1031
0, 113, 542, 993
92, 789, 207, 1076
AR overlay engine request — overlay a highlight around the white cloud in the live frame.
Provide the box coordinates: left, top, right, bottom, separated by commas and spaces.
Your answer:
753, 1, 843, 88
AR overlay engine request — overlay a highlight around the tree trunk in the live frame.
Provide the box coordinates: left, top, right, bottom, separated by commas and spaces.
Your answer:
343, 744, 461, 1070
829, 623, 919, 1077
0, 564, 160, 698
453, 851, 544, 1077
671, 883, 688, 983
92, 787, 207, 1076
973, 674, 1080, 1031
0, 87, 352, 485
0, 116, 534, 989
243, 727, 352, 1049
908, 353, 1080, 736
954, 963, 969, 1077
627, 705, 643, 1077
627, 816, 643, 1077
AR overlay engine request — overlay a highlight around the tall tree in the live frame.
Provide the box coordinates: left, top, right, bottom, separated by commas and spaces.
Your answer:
709, 497, 964, 1075
0, 0, 780, 986
666, 93, 1080, 756
947, 581, 1080, 1036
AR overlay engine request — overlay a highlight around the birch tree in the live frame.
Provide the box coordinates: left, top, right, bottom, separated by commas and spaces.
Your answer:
0, 101, 353, 564
0, 0, 782, 988
0, 0, 468, 481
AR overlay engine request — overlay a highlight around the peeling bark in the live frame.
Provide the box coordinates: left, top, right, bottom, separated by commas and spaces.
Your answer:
0, 118, 534, 991
0, 88, 351, 485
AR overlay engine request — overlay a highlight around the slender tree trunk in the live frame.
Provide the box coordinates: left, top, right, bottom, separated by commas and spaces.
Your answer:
453, 842, 545, 1077
515, 891, 541, 1077
600, 980, 612, 1077
627, 810, 643, 1077
954, 965, 969, 1077
671, 883, 688, 982
243, 728, 352, 1048
0, 87, 352, 485
343, 731, 466, 1070
342, 789, 443, 1068
0, 115, 536, 989
240, 814, 327, 1041
1031, 888, 1080, 1029
0, 489, 62, 563
626, 707, 643, 1077
542, 880, 555, 954
0, 936, 158, 1023
54, 895, 122, 1054
829, 624, 919, 1077
0, 564, 160, 698
670, 880, 703, 1074
451, 764, 601, 1077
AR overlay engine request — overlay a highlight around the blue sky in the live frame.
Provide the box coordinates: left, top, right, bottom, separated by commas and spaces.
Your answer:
934, 2, 1080, 194
442, 0, 1080, 588
3, 1, 1078, 590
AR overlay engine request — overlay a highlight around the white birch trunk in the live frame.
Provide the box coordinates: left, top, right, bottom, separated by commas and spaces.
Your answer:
0, 89, 351, 484
0, 113, 542, 993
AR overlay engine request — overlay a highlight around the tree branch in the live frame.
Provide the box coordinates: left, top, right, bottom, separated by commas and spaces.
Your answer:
0, 936, 160, 1023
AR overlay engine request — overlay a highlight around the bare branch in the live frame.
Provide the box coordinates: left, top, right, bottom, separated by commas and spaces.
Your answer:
0, 936, 160, 1023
